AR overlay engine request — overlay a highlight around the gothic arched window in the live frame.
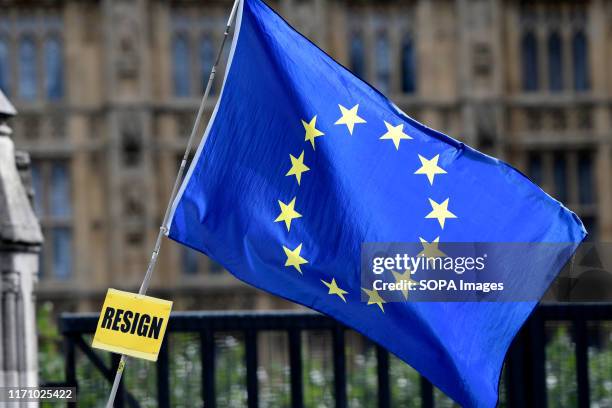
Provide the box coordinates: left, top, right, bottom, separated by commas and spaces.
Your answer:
53, 227, 72, 279
32, 160, 73, 279
547, 31, 563, 92
349, 34, 365, 80
19, 36, 38, 100
50, 162, 72, 217
172, 34, 191, 97
401, 35, 416, 94
200, 36, 215, 94
375, 33, 390, 94
521, 31, 539, 91
572, 30, 590, 91
0, 38, 9, 96
44, 37, 64, 100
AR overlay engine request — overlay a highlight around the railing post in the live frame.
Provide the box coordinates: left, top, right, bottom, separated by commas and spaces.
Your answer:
332, 325, 347, 408
529, 311, 547, 408
419, 376, 433, 408
201, 330, 216, 408
245, 330, 259, 408
65, 334, 77, 408
505, 310, 548, 408
505, 324, 529, 407
157, 338, 170, 408
376, 345, 390, 408
288, 329, 304, 408
574, 319, 590, 408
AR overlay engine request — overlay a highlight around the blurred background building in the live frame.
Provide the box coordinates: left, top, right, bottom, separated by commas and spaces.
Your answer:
0, 0, 609, 313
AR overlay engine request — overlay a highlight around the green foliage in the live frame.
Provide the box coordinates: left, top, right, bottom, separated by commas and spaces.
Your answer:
589, 323, 612, 407
546, 323, 578, 407
258, 332, 290, 407
215, 333, 248, 406
346, 336, 377, 407
37, 302, 64, 382
389, 355, 421, 407
302, 331, 334, 408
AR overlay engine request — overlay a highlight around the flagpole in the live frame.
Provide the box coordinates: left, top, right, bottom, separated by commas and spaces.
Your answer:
104, 0, 241, 406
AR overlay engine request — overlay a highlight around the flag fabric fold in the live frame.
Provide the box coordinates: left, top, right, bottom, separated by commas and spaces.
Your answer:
167, 0, 586, 405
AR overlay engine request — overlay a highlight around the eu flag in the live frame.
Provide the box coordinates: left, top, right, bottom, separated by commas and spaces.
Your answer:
167, 0, 586, 405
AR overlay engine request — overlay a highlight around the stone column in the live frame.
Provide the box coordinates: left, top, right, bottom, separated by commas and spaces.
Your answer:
0, 90, 43, 397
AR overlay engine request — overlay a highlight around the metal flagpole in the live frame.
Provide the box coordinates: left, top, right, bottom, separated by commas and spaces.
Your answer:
104, 0, 241, 406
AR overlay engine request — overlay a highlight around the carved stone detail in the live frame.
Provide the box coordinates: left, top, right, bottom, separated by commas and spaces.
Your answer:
2, 270, 20, 294
111, 1, 142, 79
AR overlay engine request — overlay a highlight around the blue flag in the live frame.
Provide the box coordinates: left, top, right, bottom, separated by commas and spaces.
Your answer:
167, 0, 586, 406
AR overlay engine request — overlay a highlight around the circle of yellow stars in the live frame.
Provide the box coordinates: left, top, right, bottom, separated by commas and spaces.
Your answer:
275, 103, 458, 313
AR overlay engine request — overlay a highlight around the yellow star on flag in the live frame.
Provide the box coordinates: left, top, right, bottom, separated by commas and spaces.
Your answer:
334, 104, 366, 135
321, 278, 348, 302
425, 198, 457, 229
286, 151, 310, 185
418, 236, 446, 258
362, 287, 385, 312
379, 121, 412, 150
274, 197, 302, 231
283, 243, 308, 274
391, 269, 417, 300
415, 154, 447, 185
302, 115, 324, 150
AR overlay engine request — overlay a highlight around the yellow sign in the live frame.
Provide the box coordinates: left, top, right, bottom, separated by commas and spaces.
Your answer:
92, 289, 172, 361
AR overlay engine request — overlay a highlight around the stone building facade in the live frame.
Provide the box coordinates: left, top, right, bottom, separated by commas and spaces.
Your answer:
0, 0, 610, 312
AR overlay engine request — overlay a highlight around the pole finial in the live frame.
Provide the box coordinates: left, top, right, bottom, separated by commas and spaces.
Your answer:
0, 89, 17, 118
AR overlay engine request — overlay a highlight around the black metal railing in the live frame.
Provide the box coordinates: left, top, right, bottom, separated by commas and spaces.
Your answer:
58, 304, 612, 408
